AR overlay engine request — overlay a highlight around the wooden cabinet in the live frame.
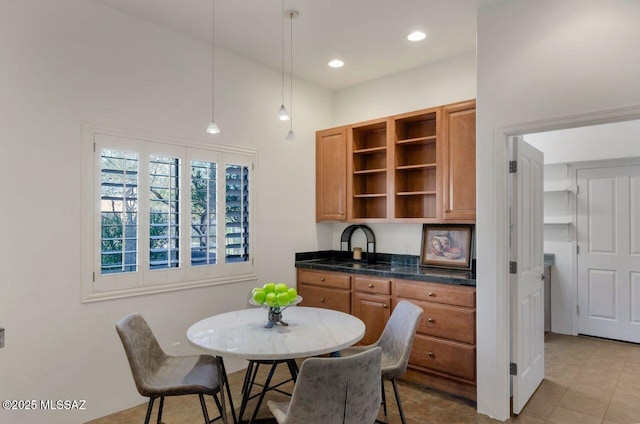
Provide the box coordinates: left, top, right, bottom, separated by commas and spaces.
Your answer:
393, 107, 440, 221
297, 269, 351, 314
316, 127, 347, 221
395, 279, 476, 400
296, 267, 477, 400
352, 276, 391, 345
316, 100, 475, 223
347, 118, 391, 222
442, 100, 476, 222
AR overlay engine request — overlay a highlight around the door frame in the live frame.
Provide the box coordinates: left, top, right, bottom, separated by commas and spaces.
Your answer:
479, 104, 640, 421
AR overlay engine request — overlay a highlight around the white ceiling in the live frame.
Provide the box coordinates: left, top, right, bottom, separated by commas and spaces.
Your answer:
91, 0, 502, 90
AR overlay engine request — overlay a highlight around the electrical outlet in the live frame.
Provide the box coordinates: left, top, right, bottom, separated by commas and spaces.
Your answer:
0, 327, 5, 349
172, 341, 180, 355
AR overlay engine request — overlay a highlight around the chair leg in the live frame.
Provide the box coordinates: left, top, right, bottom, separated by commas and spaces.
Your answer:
144, 398, 156, 424
218, 357, 237, 424
156, 396, 164, 424
199, 393, 211, 424
381, 378, 387, 416
391, 379, 406, 424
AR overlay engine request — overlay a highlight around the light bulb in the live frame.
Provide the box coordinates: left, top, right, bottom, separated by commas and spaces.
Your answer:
286, 130, 295, 141
278, 104, 290, 121
206, 121, 220, 134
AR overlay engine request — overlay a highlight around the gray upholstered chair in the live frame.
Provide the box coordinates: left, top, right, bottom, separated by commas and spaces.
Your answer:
340, 300, 423, 424
267, 347, 382, 424
116, 313, 231, 424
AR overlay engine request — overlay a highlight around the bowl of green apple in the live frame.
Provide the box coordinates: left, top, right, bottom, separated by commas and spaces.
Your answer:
250, 282, 302, 328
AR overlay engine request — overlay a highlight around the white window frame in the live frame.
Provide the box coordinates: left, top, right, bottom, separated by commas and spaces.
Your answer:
81, 123, 258, 302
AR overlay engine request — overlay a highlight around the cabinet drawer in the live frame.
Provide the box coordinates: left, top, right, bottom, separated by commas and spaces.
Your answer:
298, 284, 350, 314
297, 269, 351, 289
400, 299, 475, 344
354, 276, 391, 295
395, 280, 475, 308
410, 334, 475, 381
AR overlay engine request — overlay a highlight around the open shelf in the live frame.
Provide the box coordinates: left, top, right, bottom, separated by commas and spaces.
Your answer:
351, 120, 389, 220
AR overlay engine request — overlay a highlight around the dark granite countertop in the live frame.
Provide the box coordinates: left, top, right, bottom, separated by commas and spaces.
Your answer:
295, 251, 476, 287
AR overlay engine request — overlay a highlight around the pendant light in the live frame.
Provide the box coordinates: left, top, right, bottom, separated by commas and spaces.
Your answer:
285, 9, 298, 141
277, 0, 290, 122
206, 0, 220, 134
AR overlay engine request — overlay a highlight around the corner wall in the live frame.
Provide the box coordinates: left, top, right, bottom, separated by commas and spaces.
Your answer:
326, 52, 477, 255
476, 0, 640, 419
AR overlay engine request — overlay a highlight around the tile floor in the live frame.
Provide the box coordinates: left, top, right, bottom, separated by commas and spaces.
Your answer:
88, 333, 640, 424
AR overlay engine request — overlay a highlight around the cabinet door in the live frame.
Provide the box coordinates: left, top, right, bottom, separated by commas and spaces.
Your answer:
442, 100, 476, 221
316, 127, 347, 221
352, 292, 391, 345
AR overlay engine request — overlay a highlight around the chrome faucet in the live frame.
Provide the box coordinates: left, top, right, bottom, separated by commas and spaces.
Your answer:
340, 225, 376, 263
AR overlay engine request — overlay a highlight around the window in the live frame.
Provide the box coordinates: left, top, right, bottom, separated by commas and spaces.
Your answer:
82, 124, 257, 302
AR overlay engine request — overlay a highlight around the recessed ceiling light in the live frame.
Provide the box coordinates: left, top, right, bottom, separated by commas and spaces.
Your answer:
407, 31, 426, 42
328, 59, 344, 68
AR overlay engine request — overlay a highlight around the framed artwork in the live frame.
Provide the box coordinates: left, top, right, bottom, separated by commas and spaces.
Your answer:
420, 224, 473, 269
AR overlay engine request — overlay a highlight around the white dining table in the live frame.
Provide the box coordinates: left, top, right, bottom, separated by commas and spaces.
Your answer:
187, 306, 365, 423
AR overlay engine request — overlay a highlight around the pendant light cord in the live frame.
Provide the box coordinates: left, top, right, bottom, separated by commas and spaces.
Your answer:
289, 10, 293, 131
281, 0, 285, 107
211, 0, 215, 121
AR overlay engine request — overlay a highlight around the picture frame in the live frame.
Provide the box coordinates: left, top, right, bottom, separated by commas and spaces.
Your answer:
420, 224, 473, 269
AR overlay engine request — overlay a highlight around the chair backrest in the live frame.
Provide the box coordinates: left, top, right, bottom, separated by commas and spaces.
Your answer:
378, 300, 424, 378
284, 347, 382, 424
116, 313, 168, 397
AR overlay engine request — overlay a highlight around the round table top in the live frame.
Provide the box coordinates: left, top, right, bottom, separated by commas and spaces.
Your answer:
187, 306, 365, 360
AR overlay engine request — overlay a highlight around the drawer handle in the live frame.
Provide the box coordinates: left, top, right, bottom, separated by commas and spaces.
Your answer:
428, 351, 434, 358
427, 318, 434, 323
368, 284, 374, 288
320, 298, 325, 303
428, 292, 435, 297
383, 304, 388, 309
320, 277, 325, 282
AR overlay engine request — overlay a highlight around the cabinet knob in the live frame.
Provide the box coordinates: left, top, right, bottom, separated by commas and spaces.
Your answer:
428, 317, 434, 323
444, 209, 451, 213
383, 304, 389, 309
428, 292, 435, 297
368, 284, 374, 288
428, 351, 434, 358
320, 298, 325, 303
320, 277, 325, 282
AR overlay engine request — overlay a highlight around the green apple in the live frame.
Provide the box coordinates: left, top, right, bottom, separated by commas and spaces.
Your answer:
275, 283, 289, 294
265, 292, 278, 307
263, 282, 276, 293
287, 287, 298, 301
252, 287, 261, 296
276, 292, 290, 307
252, 289, 266, 305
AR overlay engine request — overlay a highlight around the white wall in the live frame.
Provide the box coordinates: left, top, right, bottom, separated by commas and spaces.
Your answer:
321, 52, 477, 254
477, 0, 640, 420
0, 1, 332, 423
525, 120, 640, 164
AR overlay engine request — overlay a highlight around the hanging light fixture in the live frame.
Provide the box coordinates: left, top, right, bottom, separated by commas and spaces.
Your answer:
285, 9, 298, 141
277, 0, 290, 122
206, 0, 220, 134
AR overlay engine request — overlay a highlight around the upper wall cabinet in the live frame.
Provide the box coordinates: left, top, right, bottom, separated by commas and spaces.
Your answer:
347, 118, 392, 222
316, 100, 476, 223
393, 107, 440, 222
442, 100, 476, 222
316, 127, 347, 221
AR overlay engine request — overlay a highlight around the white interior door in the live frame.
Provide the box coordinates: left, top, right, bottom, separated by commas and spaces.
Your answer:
510, 136, 545, 415
576, 165, 640, 343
